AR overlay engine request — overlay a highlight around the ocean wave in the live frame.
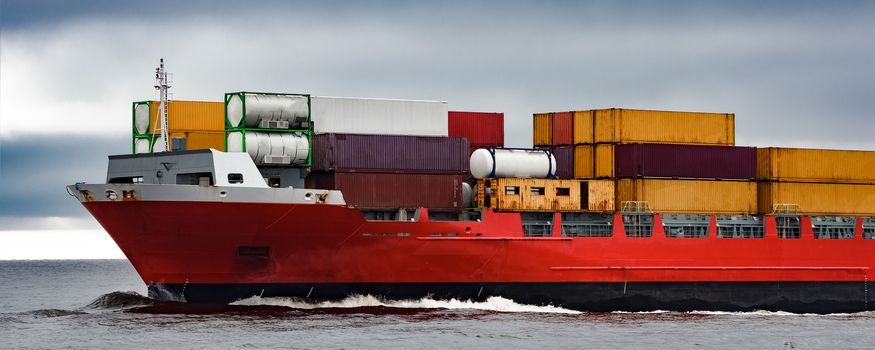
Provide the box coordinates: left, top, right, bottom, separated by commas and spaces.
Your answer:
232, 295, 582, 314
84, 291, 156, 310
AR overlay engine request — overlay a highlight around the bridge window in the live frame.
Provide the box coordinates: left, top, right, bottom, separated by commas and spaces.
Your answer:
228, 173, 244, 184
109, 176, 144, 184
176, 172, 213, 185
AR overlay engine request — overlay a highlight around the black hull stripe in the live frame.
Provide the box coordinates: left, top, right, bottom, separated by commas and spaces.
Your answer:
148, 281, 875, 314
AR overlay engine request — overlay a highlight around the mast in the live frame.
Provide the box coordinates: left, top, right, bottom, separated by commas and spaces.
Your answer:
154, 58, 171, 152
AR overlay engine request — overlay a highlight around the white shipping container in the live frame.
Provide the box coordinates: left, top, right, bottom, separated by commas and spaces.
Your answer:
310, 96, 448, 136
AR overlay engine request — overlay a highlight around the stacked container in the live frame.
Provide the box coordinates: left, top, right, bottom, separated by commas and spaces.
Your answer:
131, 100, 226, 153
302, 98, 465, 210
224, 92, 313, 167
448, 111, 505, 155
757, 148, 875, 215
533, 108, 757, 214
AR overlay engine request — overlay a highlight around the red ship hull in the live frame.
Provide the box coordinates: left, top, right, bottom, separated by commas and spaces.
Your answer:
84, 201, 875, 313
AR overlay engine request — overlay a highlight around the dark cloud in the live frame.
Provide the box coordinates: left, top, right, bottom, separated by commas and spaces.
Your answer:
0, 135, 128, 220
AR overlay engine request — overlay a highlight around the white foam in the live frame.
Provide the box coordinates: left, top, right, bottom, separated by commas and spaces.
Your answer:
231, 294, 581, 314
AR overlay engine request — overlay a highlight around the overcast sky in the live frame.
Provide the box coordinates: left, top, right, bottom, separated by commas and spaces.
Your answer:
1, 0, 874, 257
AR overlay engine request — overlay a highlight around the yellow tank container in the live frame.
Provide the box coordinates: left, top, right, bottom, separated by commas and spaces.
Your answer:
757, 147, 875, 184
573, 145, 594, 179
572, 110, 594, 144
533, 113, 553, 146
757, 182, 875, 215
616, 179, 757, 214
148, 100, 225, 133
580, 109, 735, 145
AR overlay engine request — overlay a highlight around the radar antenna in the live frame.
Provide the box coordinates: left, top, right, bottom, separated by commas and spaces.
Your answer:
153, 58, 171, 152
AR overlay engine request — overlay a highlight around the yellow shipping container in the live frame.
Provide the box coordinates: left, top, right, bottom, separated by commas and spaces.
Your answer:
584, 180, 615, 211
533, 113, 553, 146
757, 147, 875, 184
148, 100, 225, 133
167, 131, 226, 152
573, 145, 594, 179
757, 182, 875, 215
616, 179, 757, 214
478, 178, 580, 211
578, 109, 734, 145
572, 110, 594, 144
573, 144, 616, 179
594, 144, 615, 178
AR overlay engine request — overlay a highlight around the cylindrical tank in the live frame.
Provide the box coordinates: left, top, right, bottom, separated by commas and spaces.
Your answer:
133, 102, 151, 135
462, 182, 474, 208
134, 138, 151, 154
151, 135, 167, 153
226, 93, 309, 129
227, 131, 309, 165
470, 148, 556, 179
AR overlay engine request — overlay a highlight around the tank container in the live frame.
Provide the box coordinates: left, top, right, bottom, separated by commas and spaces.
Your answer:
133, 137, 151, 154
225, 92, 310, 130
470, 148, 557, 179
227, 130, 310, 166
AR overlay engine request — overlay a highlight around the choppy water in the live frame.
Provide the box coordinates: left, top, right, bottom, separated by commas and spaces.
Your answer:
1, 260, 873, 349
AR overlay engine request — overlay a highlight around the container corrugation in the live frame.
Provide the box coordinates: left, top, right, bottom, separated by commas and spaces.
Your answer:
551, 146, 574, 179
612, 143, 757, 180
306, 172, 462, 209
573, 145, 594, 179
310, 96, 448, 136
448, 111, 504, 147
585, 109, 734, 145
180, 131, 226, 152
616, 179, 757, 214
757, 147, 875, 184
572, 110, 594, 144
757, 182, 875, 215
533, 113, 552, 146
551, 111, 573, 145
312, 134, 468, 174
147, 101, 225, 133
477, 178, 582, 212
585, 180, 616, 212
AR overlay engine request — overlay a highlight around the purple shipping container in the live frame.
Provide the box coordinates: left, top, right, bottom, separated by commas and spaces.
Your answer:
306, 172, 463, 209
551, 146, 574, 179
313, 133, 469, 174
614, 143, 756, 180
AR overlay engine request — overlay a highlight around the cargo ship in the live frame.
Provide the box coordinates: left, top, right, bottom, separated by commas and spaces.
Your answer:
68, 61, 875, 313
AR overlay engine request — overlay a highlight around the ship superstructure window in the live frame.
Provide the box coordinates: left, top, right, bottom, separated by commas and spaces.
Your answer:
622, 214, 653, 238
774, 216, 801, 239
812, 216, 856, 239
228, 173, 244, 184
504, 186, 520, 195
109, 176, 144, 184
864, 218, 875, 239
663, 214, 709, 238
717, 215, 765, 238
562, 213, 612, 237
176, 172, 213, 185
530, 187, 546, 195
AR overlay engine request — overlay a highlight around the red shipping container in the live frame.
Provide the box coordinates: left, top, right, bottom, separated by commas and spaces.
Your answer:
306, 172, 463, 209
614, 143, 757, 180
313, 133, 469, 174
551, 111, 573, 145
448, 111, 504, 147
